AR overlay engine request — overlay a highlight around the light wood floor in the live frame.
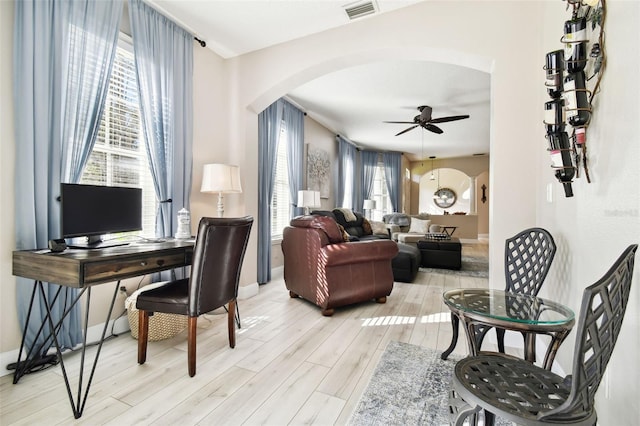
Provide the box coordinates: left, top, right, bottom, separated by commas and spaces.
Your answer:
1, 241, 489, 426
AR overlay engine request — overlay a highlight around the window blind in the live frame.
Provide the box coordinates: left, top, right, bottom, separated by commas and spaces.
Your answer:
80, 43, 157, 237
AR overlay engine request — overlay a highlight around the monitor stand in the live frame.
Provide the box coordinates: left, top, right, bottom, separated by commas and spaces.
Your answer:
67, 236, 129, 250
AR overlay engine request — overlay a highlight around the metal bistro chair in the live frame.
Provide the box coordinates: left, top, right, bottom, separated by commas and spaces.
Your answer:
450, 244, 637, 426
442, 228, 556, 361
136, 216, 253, 377
491, 228, 557, 357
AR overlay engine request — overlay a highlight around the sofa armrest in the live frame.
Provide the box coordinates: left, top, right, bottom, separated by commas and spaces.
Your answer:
321, 240, 398, 267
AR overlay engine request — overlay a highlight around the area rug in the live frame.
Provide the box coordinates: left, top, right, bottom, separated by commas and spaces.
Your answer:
420, 255, 489, 278
349, 341, 510, 426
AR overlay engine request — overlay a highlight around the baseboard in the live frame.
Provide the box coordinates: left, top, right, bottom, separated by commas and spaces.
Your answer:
238, 281, 259, 300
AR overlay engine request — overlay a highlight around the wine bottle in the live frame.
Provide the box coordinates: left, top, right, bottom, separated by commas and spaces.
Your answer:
544, 50, 564, 98
544, 98, 565, 135
548, 131, 575, 197
563, 71, 590, 126
563, 17, 587, 73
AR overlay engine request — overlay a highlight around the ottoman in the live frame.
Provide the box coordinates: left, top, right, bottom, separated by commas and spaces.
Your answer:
392, 243, 420, 282
417, 238, 462, 270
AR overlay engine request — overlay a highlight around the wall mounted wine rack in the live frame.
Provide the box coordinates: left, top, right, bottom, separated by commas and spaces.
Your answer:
543, 0, 607, 197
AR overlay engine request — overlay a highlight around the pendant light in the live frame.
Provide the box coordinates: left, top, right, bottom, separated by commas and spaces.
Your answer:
429, 155, 436, 181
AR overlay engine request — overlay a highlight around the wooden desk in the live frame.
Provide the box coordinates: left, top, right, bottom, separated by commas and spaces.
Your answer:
13, 239, 194, 287
12, 240, 194, 418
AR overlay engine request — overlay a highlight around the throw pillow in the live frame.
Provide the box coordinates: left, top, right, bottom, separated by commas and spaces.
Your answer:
370, 220, 388, 236
361, 218, 373, 235
337, 224, 350, 242
408, 218, 430, 234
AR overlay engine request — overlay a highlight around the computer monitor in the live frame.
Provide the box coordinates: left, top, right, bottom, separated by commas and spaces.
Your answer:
60, 183, 142, 248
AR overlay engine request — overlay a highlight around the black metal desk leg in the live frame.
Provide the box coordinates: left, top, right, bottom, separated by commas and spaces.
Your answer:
441, 313, 460, 359
39, 282, 120, 418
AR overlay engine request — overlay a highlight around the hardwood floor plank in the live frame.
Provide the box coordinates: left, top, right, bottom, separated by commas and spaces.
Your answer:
243, 361, 330, 425
290, 390, 346, 426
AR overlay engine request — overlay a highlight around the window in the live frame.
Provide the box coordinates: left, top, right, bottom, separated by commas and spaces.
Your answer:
270, 124, 290, 239
371, 162, 393, 221
80, 38, 157, 238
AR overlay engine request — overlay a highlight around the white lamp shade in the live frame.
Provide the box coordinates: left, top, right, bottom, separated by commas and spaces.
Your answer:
201, 164, 242, 193
363, 199, 376, 210
298, 190, 320, 208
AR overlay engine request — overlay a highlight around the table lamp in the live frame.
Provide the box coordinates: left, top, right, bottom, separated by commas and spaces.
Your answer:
298, 190, 320, 215
363, 199, 376, 219
201, 163, 242, 217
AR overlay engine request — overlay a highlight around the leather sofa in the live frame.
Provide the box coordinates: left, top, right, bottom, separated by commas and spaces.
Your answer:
281, 215, 398, 316
312, 209, 389, 241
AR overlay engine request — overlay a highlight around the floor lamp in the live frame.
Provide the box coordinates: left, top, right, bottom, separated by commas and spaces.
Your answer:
201, 163, 243, 217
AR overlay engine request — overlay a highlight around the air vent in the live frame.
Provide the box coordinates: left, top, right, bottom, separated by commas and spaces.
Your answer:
344, 0, 378, 20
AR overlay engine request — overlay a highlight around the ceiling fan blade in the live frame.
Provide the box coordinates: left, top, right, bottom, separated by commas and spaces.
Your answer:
418, 105, 433, 122
384, 121, 416, 124
429, 114, 470, 124
395, 125, 419, 136
425, 124, 443, 134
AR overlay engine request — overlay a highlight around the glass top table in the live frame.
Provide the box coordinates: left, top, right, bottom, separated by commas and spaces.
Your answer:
442, 288, 575, 370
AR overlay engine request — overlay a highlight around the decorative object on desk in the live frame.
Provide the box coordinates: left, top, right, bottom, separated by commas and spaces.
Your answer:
306, 144, 331, 198
174, 208, 191, 239
200, 163, 242, 217
350, 341, 510, 426
543, 0, 606, 196
297, 190, 320, 215
48, 238, 67, 252
363, 199, 376, 219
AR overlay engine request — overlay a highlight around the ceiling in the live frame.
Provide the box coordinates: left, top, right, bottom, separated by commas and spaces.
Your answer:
148, 0, 491, 162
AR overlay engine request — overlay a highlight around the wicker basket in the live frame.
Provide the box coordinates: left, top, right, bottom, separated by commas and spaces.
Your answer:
125, 285, 188, 341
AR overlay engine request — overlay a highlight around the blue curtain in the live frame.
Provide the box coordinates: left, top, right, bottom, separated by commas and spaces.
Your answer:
14, 0, 123, 356
361, 150, 379, 210
283, 100, 304, 218
258, 99, 284, 284
337, 136, 357, 209
129, 0, 193, 242
383, 151, 402, 212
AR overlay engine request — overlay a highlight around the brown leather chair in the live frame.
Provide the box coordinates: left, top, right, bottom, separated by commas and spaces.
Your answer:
281, 215, 398, 316
136, 216, 253, 377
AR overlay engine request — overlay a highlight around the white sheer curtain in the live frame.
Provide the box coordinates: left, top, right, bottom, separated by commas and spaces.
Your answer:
258, 99, 284, 284
283, 100, 304, 219
337, 135, 358, 209
129, 0, 193, 244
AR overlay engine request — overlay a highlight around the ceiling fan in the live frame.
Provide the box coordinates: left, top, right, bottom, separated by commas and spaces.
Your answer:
384, 105, 470, 136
